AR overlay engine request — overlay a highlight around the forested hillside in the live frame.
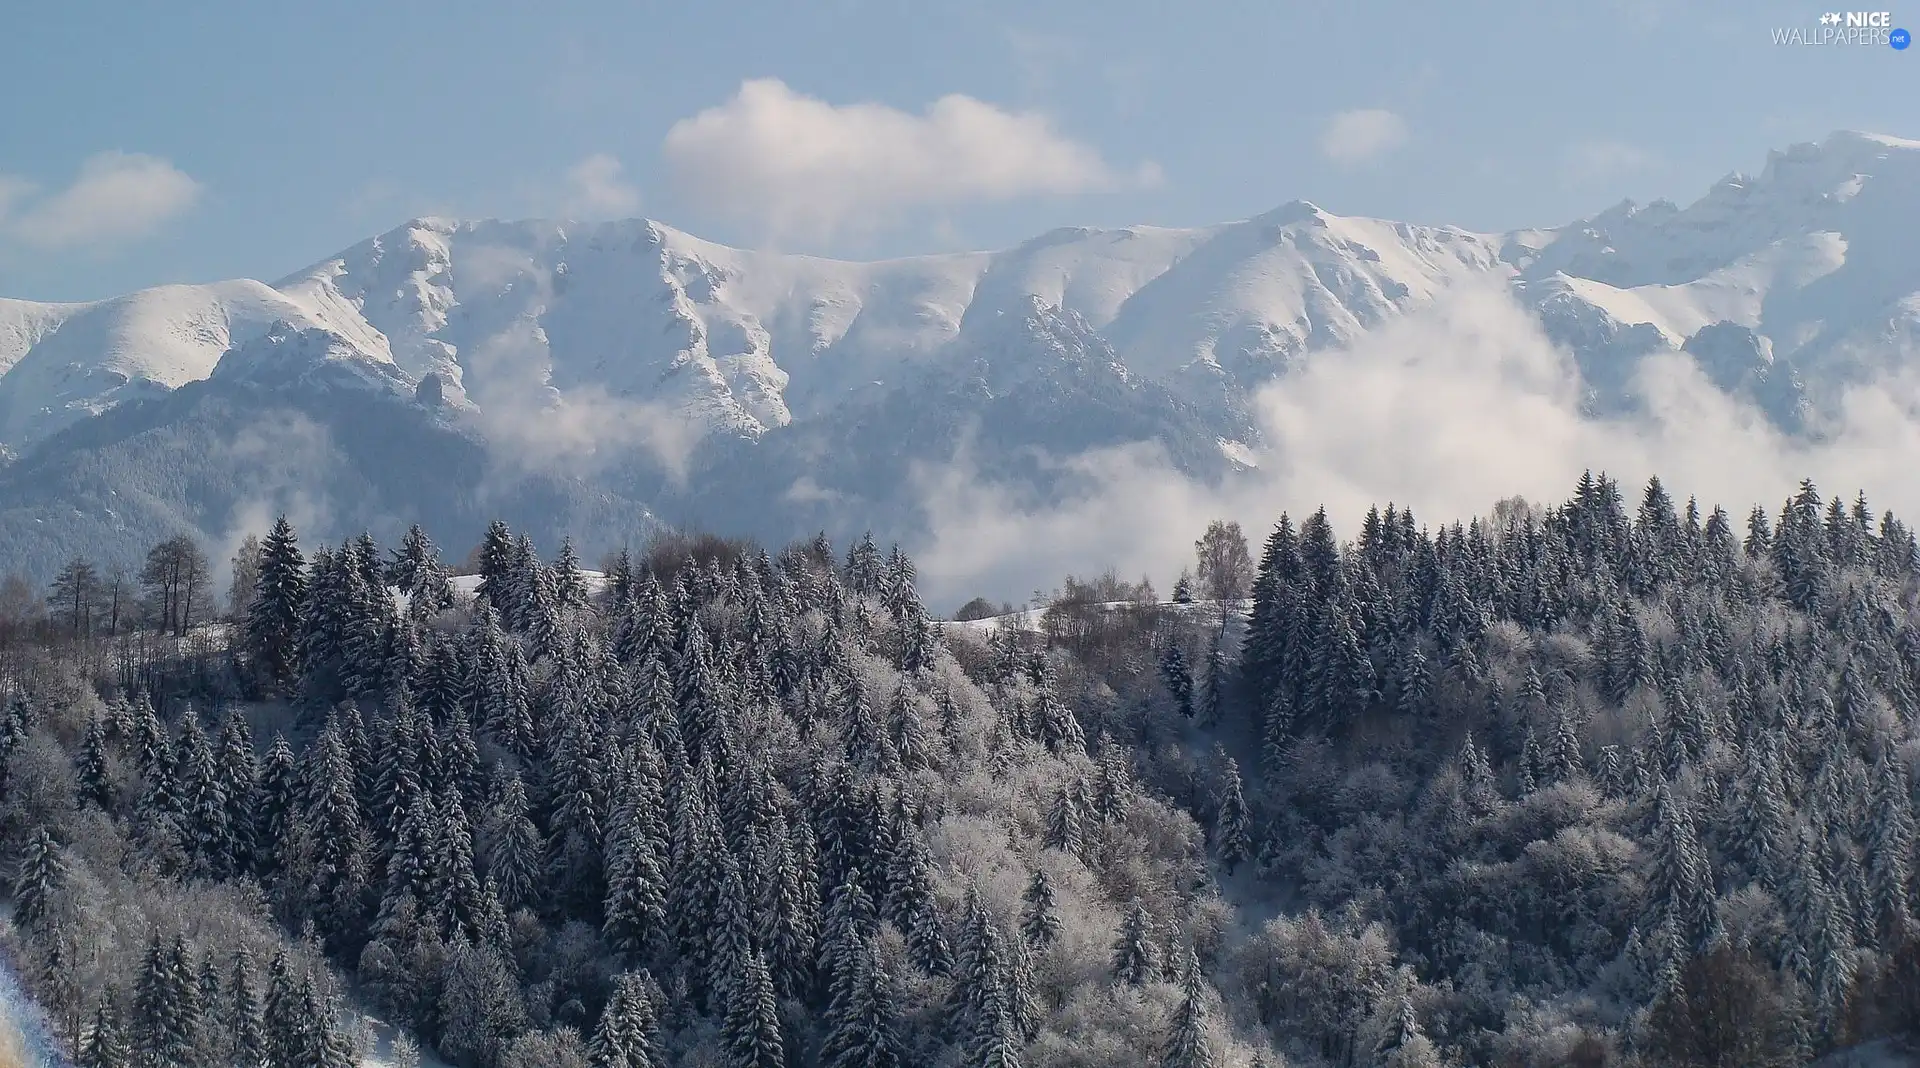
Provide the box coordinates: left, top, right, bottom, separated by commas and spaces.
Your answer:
3, 473, 1920, 1067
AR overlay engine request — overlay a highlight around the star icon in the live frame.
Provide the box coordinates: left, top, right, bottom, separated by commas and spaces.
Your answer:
1820, 11, 1838, 23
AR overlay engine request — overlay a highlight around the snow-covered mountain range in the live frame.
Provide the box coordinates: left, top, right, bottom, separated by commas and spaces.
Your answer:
2, 129, 1917, 586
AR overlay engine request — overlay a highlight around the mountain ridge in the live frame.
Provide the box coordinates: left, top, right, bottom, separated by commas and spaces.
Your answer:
2, 129, 1918, 586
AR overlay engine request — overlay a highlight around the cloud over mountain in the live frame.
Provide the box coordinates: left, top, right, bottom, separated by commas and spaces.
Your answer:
0, 151, 200, 250
662, 78, 1157, 241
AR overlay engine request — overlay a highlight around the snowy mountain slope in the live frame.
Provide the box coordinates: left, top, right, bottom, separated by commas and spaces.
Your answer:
2, 129, 1920, 584
1508, 129, 1920, 392
0, 279, 382, 451
263, 200, 1520, 449
4, 129, 1917, 467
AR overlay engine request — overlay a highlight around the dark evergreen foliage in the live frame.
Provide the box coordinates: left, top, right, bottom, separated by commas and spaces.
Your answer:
8, 477, 1920, 1068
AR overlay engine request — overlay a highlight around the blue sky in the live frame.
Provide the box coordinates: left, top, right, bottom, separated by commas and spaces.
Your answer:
0, 0, 1913, 301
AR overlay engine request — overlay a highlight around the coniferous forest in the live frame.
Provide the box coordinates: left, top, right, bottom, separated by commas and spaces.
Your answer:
3, 473, 1920, 1068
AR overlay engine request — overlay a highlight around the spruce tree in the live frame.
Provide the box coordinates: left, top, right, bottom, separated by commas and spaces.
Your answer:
227, 950, 266, 1068
603, 798, 669, 960
1044, 777, 1086, 857
820, 939, 904, 1068
589, 970, 662, 1068
253, 733, 297, 880
12, 825, 66, 930
721, 949, 784, 1068
1212, 758, 1251, 874
1196, 633, 1226, 728
77, 712, 116, 810
79, 997, 131, 1068
486, 773, 544, 911
1160, 645, 1195, 718
1113, 903, 1161, 986
246, 516, 308, 685
1160, 945, 1214, 1068
1020, 869, 1061, 949
474, 520, 518, 625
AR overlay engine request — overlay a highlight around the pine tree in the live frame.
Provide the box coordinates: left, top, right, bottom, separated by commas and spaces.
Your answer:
12, 825, 66, 930
253, 733, 297, 880
434, 785, 486, 942
1032, 672, 1086, 757
192, 950, 225, 1066
39, 936, 83, 1050
590, 971, 663, 1068
822, 877, 881, 1006
1044, 778, 1086, 857
78, 997, 131, 1068
951, 887, 1021, 1061
474, 520, 518, 624
1160, 645, 1195, 718
177, 709, 234, 879
1196, 633, 1226, 728
603, 798, 669, 960
1005, 922, 1042, 1041
77, 712, 116, 810
1865, 747, 1916, 941
133, 932, 196, 1068
721, 949, 784, 1068
486, 773, 545, 911
294, 723, 373, 956
1160, 945, 1214, 1068
1020, 869, 1061, 949
883, 818, 952, 976
1112, 903, 1161, 986
262, 951, 300, 1068
889, 685, 933, 771
216, 710, 260, 870
1212, 758, 1251, 874
820, 939, 904, 1068
227, 951, 265, 1068
246, 516, 308, 685
1647, 784, 1714, 957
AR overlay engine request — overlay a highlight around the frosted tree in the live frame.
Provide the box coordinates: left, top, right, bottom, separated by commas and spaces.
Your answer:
11, 826, 66, 930
486, 773, 545, 911
1113, 903, 1162, 986
78, 998, 131, 1068
1020, 869, 1061, 949
1865, 747, 1916, 940
227, 950, 265, 1068
590, 971, 663, 1068
721, 948, 785, 1068
603, 797, 670, 960
820, 939, 904, 1068
77, 712, 115, 810
1212, 757, 1251, 874
1160, 945, 1214, 1068
245, 516, 308, 685
1044, 777, 1087, 857
1160, 645, 1195, 718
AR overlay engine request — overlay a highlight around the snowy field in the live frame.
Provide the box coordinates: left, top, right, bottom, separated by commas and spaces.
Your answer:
941, 597, 1253, 644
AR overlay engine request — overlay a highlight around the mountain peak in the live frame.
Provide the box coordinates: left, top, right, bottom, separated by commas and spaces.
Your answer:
1256, 199, 1329, 226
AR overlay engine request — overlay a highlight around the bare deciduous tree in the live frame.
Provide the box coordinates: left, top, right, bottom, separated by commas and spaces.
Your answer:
140, 535, 212, 637
1195, 520, 1253, 601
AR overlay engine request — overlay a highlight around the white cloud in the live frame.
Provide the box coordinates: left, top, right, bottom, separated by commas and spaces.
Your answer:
1319, 109, 1410, 165
1562, 138, 1656, 183
0, 175, 32, 222
1, 151, 200, 250
561, 153, 642, 220
662, 78, 1157, 242
907, 282, 1920, 604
